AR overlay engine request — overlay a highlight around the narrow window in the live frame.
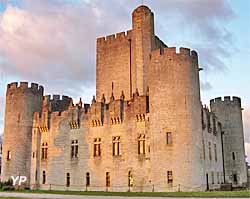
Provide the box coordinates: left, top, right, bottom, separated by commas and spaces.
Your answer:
233, 173, 237, 184
106, 172, 110, 187
71, 140, 78, 158
211, 172, 214, 184
94, 138, 101, 157
128, 171, 133, 187
232, 152, 236, 160
41, 142, 48, 160
112, 136, 121, 156
7, 150, 11, 161
86, 172, 90, 187
217, 172, 220, 184
66, 173, 70, 187
208, 142, 212, 161
166, 132, 172, 145
202, 140, 205, 160
213, 117, 217, 134
138, 134, 146, 155
35, 170, 38, 181
207, 113, 211, 132
42, 170, 46, 184
167, 171, 173, 184
214, 144, 217, 162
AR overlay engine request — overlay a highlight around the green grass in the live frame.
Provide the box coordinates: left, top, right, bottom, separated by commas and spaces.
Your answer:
1, 189, 250, 197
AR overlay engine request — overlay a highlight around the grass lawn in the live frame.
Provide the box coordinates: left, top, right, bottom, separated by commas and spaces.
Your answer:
0, 189, 249, 198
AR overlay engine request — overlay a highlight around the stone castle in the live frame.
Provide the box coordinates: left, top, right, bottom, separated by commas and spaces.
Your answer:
1, 5, 248, 192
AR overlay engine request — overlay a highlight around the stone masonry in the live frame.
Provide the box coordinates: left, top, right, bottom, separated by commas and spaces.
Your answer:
1, 5, 248, 192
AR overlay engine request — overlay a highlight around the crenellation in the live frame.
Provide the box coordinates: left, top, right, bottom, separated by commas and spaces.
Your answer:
116, 32, 126, 39
2, 4, 247, 192
151, 47, 197, 60
210, 96, 242, 107
20, 82, 29, 89
180, 47, 191, 55
7, 82, 18, 89
7, 82, 44, 95
31, 83, 38, 90
191, 50, 198, 58
106, 34, 116, 42
97, 30, 132, 47
53, 95, 60, 100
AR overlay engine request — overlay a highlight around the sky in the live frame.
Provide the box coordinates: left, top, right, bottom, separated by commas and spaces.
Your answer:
0, 0, 249, 161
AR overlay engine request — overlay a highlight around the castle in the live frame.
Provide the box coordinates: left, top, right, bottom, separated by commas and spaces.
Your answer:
1, 5, 248, 192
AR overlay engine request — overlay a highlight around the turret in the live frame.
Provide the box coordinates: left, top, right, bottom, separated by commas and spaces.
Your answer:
210, 96, 248, 186
2, 82, 44, 185
131, 5, 155, 96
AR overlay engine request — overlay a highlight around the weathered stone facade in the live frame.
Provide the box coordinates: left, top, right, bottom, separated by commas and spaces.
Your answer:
2, 5, 248, 192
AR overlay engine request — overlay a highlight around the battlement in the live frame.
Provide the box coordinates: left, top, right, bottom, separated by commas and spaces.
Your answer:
43, 95, 72, 112
7, 82, 44, 94
150, 47, 198, 60
43, 95, 72, 102
97, 30, 132, 45
210, 96, 241, 107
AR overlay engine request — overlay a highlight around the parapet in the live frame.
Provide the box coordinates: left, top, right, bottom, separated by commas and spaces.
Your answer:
210, 96, 241, 107
43, 95, 72, 112
150, 47, 198, 60
7, 82, 44, 94
97, 30, 132, 45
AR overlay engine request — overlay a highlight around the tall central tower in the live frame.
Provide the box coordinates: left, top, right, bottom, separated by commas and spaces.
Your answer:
96, 6, 164, 102
131, 5, 155, 96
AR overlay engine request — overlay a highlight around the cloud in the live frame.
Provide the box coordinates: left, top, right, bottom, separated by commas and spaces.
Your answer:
0, 0, 239, 130
0, 0, 235, 87
201, 81, 213, 91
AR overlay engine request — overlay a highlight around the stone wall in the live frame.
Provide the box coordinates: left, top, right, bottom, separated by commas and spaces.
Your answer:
2, 82, 43, 185
210, 97, 248, 186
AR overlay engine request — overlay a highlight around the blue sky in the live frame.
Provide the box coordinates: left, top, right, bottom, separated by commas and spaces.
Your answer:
0, 0, 249, 160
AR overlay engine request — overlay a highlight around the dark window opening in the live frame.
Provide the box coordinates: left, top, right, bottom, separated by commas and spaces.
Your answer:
42, 170, 46, 184
232, 152, 236, 160
86, 172, 90, 187
7, 150, 11, 161
167, 171, 173, 184
106, 172, 110, 187
66, 173, 70, 187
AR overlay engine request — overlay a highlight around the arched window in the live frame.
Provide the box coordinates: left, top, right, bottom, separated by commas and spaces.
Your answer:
42, 170, 46, 184
66, 173, 70, 187
86, 172, 90, 187
41, 142, 48, 160
106, 172, 110, 187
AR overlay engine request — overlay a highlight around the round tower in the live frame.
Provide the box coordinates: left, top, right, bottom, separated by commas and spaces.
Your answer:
149, 47, 205, 191
132, 5, 155, 96
210, 96, 247, 186
2, 82, 44, 185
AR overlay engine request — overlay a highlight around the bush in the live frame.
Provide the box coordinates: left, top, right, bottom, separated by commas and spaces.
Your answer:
0, 179, 14, 190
